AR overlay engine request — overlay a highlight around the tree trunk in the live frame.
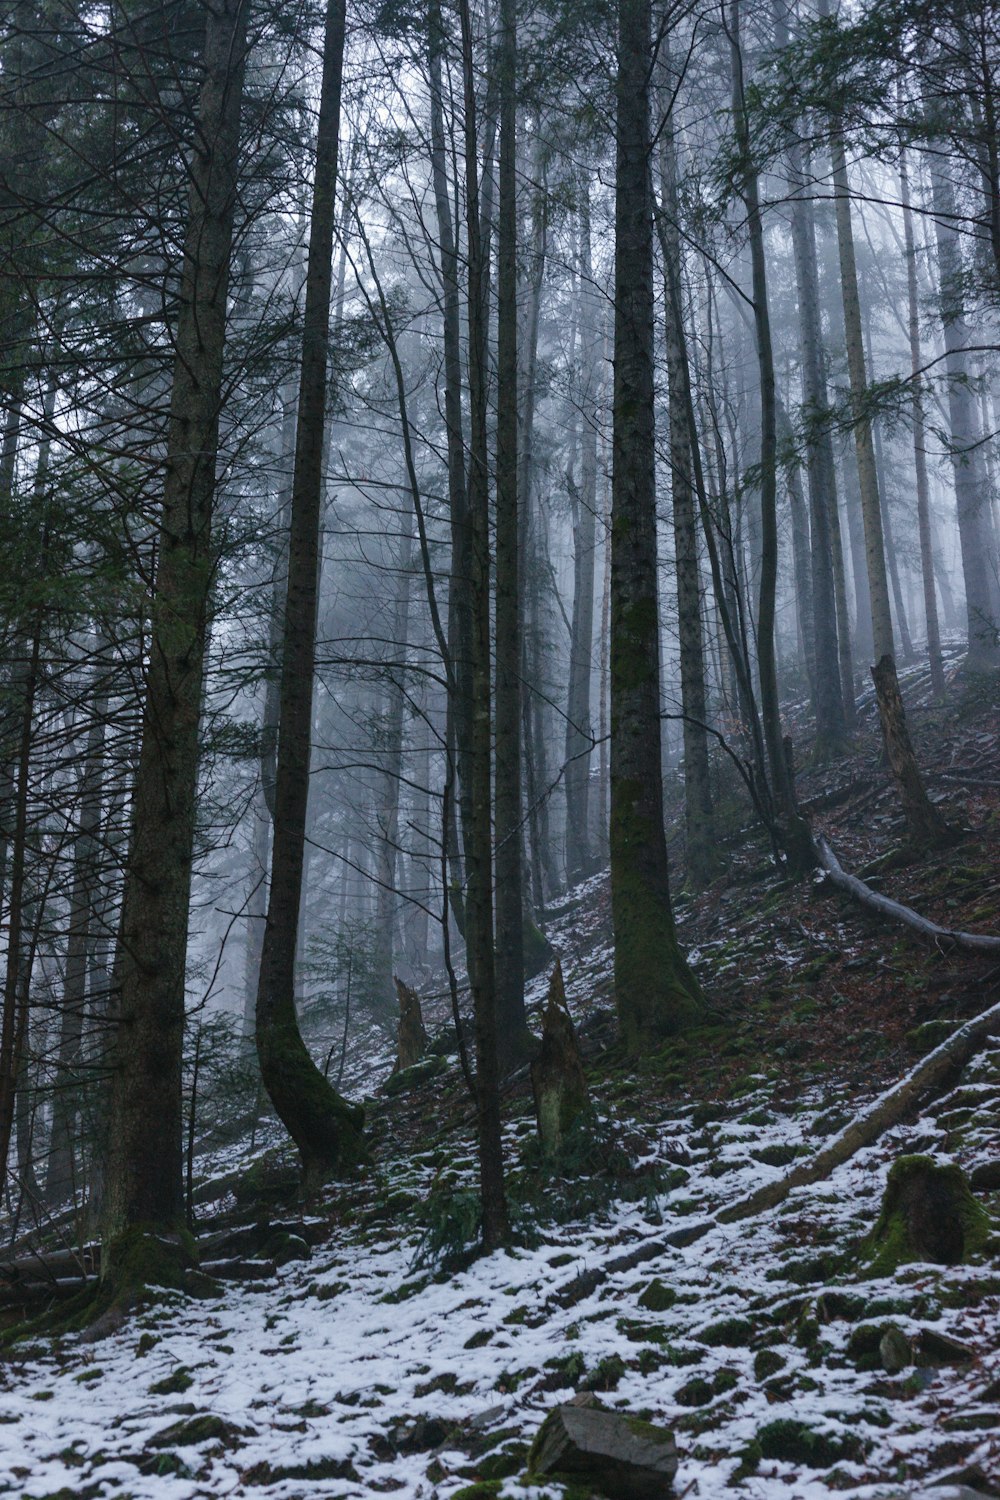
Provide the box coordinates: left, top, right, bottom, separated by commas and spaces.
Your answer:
899, 147, 945, 699
428, 0, 472, 939
102, 0, 250, 1253
458, 0, 508, 1250
46, 657, 107, 1205
656, 74, 718, 885
828, 112, 948, 845
929, 158, 1000, 673
254, 0, 365, 1192
777, 15, 850, 748
564, 172, 599, 887
610, 0, 702, 1051
372, 527, 412, 1027
493, 0, 530, 1067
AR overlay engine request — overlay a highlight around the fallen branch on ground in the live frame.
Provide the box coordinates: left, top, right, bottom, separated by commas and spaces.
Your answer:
717, 994, 1000, 1222
814, 835, 1000, 954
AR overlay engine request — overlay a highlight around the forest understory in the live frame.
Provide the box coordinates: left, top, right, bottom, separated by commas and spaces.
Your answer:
1, 666, 998, 1500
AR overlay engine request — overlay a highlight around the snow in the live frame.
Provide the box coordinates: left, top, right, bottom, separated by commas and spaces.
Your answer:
1, 1057, 998, 1499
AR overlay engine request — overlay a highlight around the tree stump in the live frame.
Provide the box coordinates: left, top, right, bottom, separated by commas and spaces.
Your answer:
531, 960, 589, 1156
867, 1155, 989, 1275
392, 978, 427, 1074
529, 1392, 677, 1499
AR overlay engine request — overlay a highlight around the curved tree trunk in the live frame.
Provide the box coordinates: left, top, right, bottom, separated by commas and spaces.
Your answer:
254, 0, 365, 1191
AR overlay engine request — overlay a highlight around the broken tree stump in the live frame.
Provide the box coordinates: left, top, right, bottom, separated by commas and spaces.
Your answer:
531, 960, 589, 1155
529, 1392, 677, 1499
392, 977, 427, 1074
867, 1155, 990, 1275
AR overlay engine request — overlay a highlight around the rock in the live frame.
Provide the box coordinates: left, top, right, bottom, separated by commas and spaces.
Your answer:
393, 978, 427, 1073
866, 1156, 990, 1274
529, 1393, 677, 1500
531, 961, 589, 1156
969, 1160, 1000, 1193
917, 1327, 975, 1365
880, 1325, 912, 1374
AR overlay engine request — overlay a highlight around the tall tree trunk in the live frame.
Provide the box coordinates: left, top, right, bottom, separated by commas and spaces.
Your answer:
929, 158, 1000, 672
372, 527, 412, 1027
655, 89, 718, 884
255, 0, 364, 1191
729, 1, 811, 865
458, 0, 508, 1249
493, 0, 530, 1066
827, 102, 948, 845
862, 299, 914, 662
611, 0, 702, 1051
564, 176, 599, 886
102, 0, 250, 1254
428, 0, 471, 938
46, 656, 107, 1205
779, 68, 852, 745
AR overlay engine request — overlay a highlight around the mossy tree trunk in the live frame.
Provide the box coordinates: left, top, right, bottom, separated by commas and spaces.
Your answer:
610, 0, 702, 1052
101, 0, 250, 1255
254, 0, 365, 1190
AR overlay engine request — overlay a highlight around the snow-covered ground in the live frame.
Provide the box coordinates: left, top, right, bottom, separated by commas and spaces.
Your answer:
1, 1042, 998, 1499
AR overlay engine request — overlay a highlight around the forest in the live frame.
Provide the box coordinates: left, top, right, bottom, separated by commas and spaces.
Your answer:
0, 0, 999, 1495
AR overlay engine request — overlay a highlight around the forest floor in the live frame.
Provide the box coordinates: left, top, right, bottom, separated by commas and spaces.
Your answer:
1, 657, 999, 1500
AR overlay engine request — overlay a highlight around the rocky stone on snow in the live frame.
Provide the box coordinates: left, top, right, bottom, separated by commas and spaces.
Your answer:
529, 1391, 677, 1499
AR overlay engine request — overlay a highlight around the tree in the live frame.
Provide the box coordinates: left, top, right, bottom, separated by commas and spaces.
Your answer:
610, 0, 702, 1051
254, 0, 365, 1191
102, 0, 251, 1258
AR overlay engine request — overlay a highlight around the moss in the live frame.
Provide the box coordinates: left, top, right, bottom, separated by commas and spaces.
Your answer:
383, 1055, 446, 1097
582, 1353, 625, 1391
243, 1457, 359, 1484
866, 1156, 990, 1276
757, 1418, 863, 1468
638, 1278, 677, 1312
449, 1484, 502, 1500
149, 1366, 194, 1396
610, 774, 705, 1051
149, 1414, 235, 1448
696, 1315, 753, 1347
754, 1349, 785, 1381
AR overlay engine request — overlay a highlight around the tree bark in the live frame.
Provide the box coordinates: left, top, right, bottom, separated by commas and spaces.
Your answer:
564, 172, 599, 887
102, 0, 250, 1249
254, 0, 365, 1191
493, 0, 530, 1066
655, 74, 718, 886
929, 157, 1000, 672
610, 0, 702, 1050
827, 102, 947, 845
458, 0, 508, 1249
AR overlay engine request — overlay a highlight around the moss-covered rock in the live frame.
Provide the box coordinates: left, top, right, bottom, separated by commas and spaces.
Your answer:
383, 1055, 446, 1097
866, 1156, 990, 1275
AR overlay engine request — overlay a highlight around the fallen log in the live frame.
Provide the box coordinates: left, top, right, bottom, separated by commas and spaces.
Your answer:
543, 995, 1000, 1308
815, 836, 1000, 955
717, 994, 1000, 1223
